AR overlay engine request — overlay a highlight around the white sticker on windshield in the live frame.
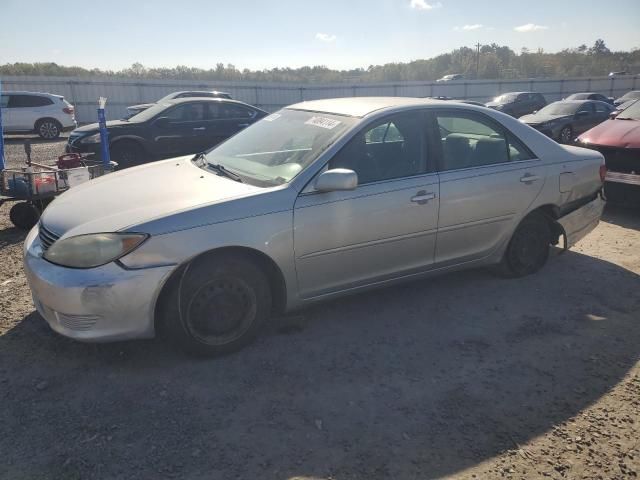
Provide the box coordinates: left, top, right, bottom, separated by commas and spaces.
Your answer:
264, 113, 281, 122
305, 116, 341, 130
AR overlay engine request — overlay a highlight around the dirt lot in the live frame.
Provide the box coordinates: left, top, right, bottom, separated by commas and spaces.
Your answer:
1, 136, 639, 479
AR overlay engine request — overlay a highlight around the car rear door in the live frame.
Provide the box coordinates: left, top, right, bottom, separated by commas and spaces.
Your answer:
431, 109, 546, 265
6, 94, 45, 130
574, 102, 598, 135
152, 101, 209, 156
293, 110, 439, 299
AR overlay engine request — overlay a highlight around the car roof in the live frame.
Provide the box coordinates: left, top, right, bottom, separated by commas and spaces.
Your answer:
287, 96, 462, 118
171, 90, 231, 95
163, 97, 259, 108
2, 90, 61, 97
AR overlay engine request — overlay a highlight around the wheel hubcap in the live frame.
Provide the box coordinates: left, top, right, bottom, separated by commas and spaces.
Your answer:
561, 128, 571, 143
40, 122, 58, 139
186, 278, 256, 345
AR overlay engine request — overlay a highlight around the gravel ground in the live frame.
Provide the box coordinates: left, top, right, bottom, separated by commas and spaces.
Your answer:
1, 136, 639, 479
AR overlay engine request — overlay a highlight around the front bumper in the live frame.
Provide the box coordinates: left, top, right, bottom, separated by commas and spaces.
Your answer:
23, 226, 174, 342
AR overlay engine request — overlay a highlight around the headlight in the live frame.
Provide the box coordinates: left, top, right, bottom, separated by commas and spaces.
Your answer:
79, 132, 102, 144
43, 233, 148, 268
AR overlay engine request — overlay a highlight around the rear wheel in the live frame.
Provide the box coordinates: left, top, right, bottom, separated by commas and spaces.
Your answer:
111, 141, 146, 169
35, 119, 61, 140
159, 255, 272, 356
9, 202, 40, 230
559, 126, 573, 144
496, 212, 551, 277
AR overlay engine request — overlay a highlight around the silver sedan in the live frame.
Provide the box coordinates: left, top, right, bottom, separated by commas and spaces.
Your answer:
24, 97, 606, 355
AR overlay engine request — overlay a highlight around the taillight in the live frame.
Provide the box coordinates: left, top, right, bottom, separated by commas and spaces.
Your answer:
599, 164, 607, 183
63, 106, 74, 114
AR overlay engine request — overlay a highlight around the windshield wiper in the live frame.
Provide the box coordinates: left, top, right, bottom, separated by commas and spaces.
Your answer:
192, 152, 243, 183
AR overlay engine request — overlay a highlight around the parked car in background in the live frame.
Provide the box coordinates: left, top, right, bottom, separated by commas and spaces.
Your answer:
26, 97, 605, 356
67, 98, 267, 168
613, 90, 640, 107
520, 100, 613, 144
611, 99, 638, 117
565, 92, 614, 105
0, 91, 76, 139
426, 96, 486, 106
126, 90, 232, 117
436, 74, 464, 82
609, 71, 628, 77
486, 92, 547, 117
577, 99, 640, 204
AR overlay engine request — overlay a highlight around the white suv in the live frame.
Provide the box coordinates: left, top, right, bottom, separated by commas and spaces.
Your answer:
1, 91, 76, 139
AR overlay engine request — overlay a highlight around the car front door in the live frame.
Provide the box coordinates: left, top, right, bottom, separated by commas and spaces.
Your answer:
6, 94, 39, 130
293, 111, 439, 299
152, 102, 209, 157
432, 109, 546, 265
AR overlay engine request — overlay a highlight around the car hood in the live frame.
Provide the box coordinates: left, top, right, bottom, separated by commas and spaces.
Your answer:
578, 119, 640, 149
40, 156, 263, 238
520, 113, 571, 124
72, 119, 135, 134
485, 101, 504, 108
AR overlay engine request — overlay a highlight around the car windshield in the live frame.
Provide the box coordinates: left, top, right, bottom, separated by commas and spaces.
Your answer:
493, 93, 518, 103
537, 102, 581, 115
617, 99, 640, 120
203, 109, 356, 186
126, 102, 173, 122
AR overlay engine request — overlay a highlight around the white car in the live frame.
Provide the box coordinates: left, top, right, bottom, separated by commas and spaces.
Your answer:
1, 91, 76, 139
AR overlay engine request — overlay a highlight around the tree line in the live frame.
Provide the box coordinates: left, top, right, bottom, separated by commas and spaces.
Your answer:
1, 40, 638, 84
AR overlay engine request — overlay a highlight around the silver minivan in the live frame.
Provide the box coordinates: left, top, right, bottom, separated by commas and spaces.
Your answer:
24, 97, 605, 355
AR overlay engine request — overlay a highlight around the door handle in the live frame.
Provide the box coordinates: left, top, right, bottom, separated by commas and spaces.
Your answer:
193, 127, 206, 131
410, 191, 436, 205
520, 174, 540, 183
238, 123, 250, 128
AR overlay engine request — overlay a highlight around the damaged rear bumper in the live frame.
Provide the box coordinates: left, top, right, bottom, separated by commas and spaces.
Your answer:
557, 195, 605, 249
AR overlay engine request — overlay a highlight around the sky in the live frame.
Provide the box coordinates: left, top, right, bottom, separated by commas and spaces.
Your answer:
1, 0, 639, 71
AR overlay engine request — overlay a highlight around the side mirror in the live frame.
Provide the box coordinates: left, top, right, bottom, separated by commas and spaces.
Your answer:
315, 168, 358, 192
609, 111, 619, 119
155, 117, 170, 129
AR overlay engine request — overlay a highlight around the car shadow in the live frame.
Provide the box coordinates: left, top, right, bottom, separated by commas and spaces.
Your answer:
3, 134, 69, 145
0, 249, 639, 479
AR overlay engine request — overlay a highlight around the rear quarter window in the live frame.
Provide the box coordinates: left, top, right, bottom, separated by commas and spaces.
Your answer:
8, 95, 54, 108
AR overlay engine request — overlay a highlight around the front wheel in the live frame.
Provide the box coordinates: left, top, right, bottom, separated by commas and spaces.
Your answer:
160, 255, 272, 356
496, 212, 551, 277
111, 141, 146, 169
559, 126, 573, 144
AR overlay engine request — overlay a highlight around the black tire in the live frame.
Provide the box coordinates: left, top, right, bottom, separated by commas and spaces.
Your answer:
496, 212, 551, 278
159, 254, 272, 356
9, 202, 40, 230
35, 119, 61, 140
559, 126, 573, 144
111, 141, 146, 169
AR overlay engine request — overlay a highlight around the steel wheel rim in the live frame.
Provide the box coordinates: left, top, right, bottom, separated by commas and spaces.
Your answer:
39, 122, 58, 139
560, 127, 572, 144
185, 277, 257, 346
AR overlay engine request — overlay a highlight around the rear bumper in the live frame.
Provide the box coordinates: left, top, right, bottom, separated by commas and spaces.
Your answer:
557, 195, 605, 248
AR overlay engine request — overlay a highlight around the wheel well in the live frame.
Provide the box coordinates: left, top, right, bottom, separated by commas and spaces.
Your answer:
154, 246, 287, 330
34, 117, 62, 130
111, 138, 145, 152
530, 204, 563, 245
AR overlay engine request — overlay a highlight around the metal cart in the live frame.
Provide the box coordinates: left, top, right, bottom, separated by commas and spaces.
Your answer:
0, 142, 115, 230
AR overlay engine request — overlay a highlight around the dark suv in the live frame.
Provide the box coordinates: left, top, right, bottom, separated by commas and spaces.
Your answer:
67, 98, 267, 168
486, 92, 547, 118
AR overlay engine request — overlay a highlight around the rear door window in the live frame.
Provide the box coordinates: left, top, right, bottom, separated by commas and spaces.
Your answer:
220, 104, 256, 119
8, 95, 53, 108
435, 111, 534, 171
165, 103, 207, 121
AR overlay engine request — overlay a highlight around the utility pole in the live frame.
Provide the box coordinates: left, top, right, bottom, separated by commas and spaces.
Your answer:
475, 42, 481, 79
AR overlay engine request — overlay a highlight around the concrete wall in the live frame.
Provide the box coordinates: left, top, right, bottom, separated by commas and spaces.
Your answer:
2, 74, 638, 123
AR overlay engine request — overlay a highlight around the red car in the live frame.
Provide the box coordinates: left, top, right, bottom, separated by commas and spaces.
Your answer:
577, 100, 640, 204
